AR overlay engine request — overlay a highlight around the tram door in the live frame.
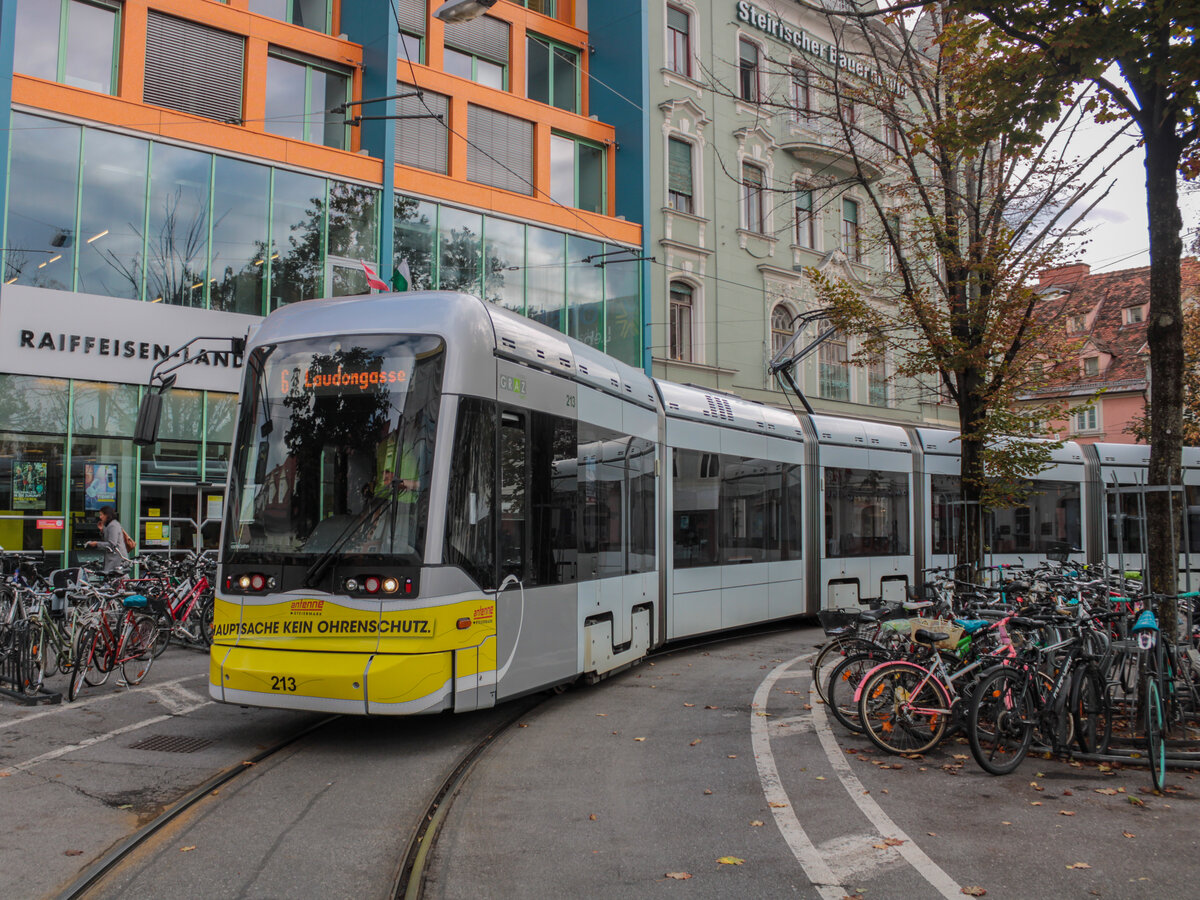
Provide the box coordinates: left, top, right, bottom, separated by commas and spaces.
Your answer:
138, 483, 225, 558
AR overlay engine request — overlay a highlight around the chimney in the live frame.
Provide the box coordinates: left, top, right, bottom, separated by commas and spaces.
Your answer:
1039, 262, 1091, 288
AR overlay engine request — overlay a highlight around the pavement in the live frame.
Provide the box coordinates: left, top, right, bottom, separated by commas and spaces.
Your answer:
2, 626, 1198, 900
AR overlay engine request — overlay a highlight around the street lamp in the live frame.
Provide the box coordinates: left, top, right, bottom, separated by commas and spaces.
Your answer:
433, 0, 498, 23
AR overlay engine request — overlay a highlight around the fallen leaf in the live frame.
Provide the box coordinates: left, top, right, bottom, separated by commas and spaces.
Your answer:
750, 820, 765, 827
716, 856, 744, 866
815, 776, 826, 781
704, 789, 713, 795
596, 713, 607, 717
881, 837, 905, 847
1031, 801, 1042, 806
1063, 790, 1074, 796
690, 739, 702, 746
665, 872, 692, 880
769, 801, 788, 808
728, 754, 738, 759
1001, 821, 1012, 826
589, 814, 597, 821
117, 804, 132, 809
1060, 810, 1076, 816
683, 702, 695, 707
634, 737, 646, 742
803, 704, 813, 710
64, 850, 83, 857
181, 846, 196, 852
1066, 862, 1092, 870
1095, 788, 1118, 795
1123, 831, 1136, 838
953, 754, 968, 760
928, 832, 937, 837
705, 705, 720, 710
518, 723, 529, 728
241, 761, 256, 766
755, 711, 772, 717
881, 789, 889, 794
1128, 796, 1145, 807
961, 888, 987, 897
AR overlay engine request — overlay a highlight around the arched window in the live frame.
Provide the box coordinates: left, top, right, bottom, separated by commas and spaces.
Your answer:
771, 304, 793, 357
819, 323, 849, 401
669, 281, 694, 361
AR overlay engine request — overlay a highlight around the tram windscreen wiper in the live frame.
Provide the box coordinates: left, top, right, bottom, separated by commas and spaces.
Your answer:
301, 492, 399, 588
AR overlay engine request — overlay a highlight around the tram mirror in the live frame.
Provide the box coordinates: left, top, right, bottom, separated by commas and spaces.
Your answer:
133, 392, 164, 447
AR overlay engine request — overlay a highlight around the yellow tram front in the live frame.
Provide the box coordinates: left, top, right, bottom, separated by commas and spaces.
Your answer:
210, 324, 495, 714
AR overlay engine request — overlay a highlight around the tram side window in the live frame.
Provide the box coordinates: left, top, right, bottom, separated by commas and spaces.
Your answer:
824, 467, 910, 558
578, 422, 625, 580
529, 412, 577, 585
674, 449, 719, 568
781, 464, 803, 561
720, 457, 782, 565
627, 437, 657, 574
444, 397, 496, 589
1106, 492, 1144, 555
988, 480, 1081, 553
500, 411, 528, 580
1187, 485, 1200, 554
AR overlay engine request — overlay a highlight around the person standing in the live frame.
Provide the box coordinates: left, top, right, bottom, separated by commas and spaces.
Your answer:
86, 505, 129, 573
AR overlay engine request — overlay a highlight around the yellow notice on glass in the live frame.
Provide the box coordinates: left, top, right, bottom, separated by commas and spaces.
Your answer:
148, 508, 161, 518
145, 522, 164, 542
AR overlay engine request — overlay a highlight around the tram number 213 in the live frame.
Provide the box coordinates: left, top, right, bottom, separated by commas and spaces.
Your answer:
271, 675, 298, 692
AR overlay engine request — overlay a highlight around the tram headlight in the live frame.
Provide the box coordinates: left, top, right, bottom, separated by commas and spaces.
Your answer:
344, 578, 359, 592
238, 575, 252, 590
250, 574, 266, 591
382, 577, 399, 594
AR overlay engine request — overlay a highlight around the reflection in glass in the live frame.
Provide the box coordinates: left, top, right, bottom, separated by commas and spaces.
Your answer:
328, 182, 379, 260
270, 169, 325, 308
824, 467, 910, 558
550, 135, 574, 207
0, 376, 69, 434
438, 207, 482, 295
64, 1, 116, 93
4, 114, 80, 289
526, 36, 550, 105
157, 390, 206, 443
0, 432, 66, 556
13, 0, 61, 80
526, 227, 564, 331
394, 195, 435, 291
567, 236, 603, 349
211, 156, 270, 315
265, 56, 307, 143
206, 392, 238, 445
332, 264, 369, 297
72, 382, 140, 436
146, 143, 212, 307
77, 129, 149, 300
577, 142, 605, 213
603, 251, 640, 367
484, 216, 525, 313
292, 0, 330, 32
552, 45, 578, 113
312, 66, 349, 149
70, 437, 136, 548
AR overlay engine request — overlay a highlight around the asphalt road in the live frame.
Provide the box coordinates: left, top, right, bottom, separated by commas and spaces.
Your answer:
2, 627, 1197, 900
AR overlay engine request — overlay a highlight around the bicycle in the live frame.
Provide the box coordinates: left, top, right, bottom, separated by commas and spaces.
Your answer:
69, 594, 159, 702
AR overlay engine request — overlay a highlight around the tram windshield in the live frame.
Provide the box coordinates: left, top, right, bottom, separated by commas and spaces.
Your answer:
223, 333, 445, 568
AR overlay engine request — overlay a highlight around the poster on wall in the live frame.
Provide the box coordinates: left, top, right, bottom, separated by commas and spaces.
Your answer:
13, 461, 47, 509
84, 463, 118, 511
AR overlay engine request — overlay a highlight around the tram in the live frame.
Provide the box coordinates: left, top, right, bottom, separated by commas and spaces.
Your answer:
197, 291, 1200, 715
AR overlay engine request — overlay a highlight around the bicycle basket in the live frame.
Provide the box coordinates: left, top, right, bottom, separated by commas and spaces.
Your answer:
817, 608, 860, 635
911, 617, 964, 650
50, 567, 87, 590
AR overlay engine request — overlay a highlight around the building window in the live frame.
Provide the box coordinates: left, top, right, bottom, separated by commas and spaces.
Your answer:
791, 67, 812, 121
247, 0, 331, 34
842, 198, 860, 262
265, 54, 350, 149
395, 83, 449, 174
144, 12, 245, 124
668, 138, 694, 214
1125, 305, 1145, 325
393, 0, 426, 63
884, 122, 900, 154
14, 0, 120, 95
819, 325, 850, 401
1072, 406, 1098, 433
550, 135, 605, 213
467, 106, 534, 195
1067, 314, 1085, 333
868, 358, 888, 406
771, 305, 793, 357
1083, 356, 1100, 376
444, 15, 510, 90
840, 98, 856, 125
738, 38, 760, 103
527, 35, 579, 112
670, 282, 694, 361
885, 214, 900, 273
742, 163, 765, 234
518, 0, 558, 16
795, 188, 814, 248
667, 5, 691, 77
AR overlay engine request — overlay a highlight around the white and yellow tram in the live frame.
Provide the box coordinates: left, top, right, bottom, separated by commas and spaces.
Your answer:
204, 291, 1200, 715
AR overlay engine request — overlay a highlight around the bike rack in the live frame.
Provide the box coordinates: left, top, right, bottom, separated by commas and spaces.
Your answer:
0, 620, 63, 705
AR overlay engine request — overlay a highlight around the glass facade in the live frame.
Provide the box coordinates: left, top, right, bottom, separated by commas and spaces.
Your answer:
14, 0, 119, 95
3, 114, 380, 313
393, 193, 643, 366
0, 375, 235, 566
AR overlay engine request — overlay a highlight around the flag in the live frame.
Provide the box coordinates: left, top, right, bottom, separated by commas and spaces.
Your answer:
360, 260, 389, 292
392, 258, 412, 292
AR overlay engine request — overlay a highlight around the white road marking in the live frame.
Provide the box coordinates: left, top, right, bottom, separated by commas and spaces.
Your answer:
1, 673, 207, 727
145, 682, 209, 715
818, 833, 906, 882
751, 655, 847, 900
0, 700, 207, 776
809, 684, 963, 899
770, 715, 814, 732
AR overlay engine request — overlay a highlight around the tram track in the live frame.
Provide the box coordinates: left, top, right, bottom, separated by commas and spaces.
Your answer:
58, 713, 340, 900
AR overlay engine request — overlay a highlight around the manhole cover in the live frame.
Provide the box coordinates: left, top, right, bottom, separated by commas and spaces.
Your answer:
128, 734, 214, 754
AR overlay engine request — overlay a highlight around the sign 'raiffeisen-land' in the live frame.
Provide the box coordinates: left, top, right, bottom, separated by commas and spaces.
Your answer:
736, 1, 906, 96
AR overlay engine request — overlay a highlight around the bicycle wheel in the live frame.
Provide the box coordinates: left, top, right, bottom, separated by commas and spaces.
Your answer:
857, 662, 950, 755
968, 666, 1034, 776
151, 613, 172, 658
69, 627, 97, 702
811, 635, 890, 705
1071, 665, 1111, 755
198, 599, 214, 647
1145, 678, 1166, 792
84, 629, 112, 687
827, 652, 880, 735
121, 616, 156, 685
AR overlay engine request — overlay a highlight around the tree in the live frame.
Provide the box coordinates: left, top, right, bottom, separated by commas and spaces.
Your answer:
1130, 296, 1200, 447
779, 7, 1121, 574
949, 0, 1200, 636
